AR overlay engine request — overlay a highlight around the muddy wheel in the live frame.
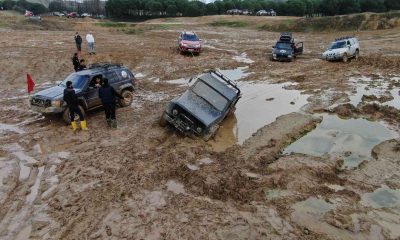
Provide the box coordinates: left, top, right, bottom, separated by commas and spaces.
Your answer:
342, 53, 349, 63
159, 113, 167, 127
62, 105, 85, 124
354, 50, 360, 61
203, 125, 219, 142
119, 90, 133, 107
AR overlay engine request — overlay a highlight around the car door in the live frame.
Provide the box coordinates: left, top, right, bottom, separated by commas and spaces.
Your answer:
85, 74, 103, 108
104, 70, 120, 93
295, 42, 303, 55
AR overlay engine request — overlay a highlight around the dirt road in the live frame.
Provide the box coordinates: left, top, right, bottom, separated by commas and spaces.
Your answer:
0, 12, 400, 239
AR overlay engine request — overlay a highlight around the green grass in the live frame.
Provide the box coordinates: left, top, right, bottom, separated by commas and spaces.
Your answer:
209, 20, 248, 28
118, 28, 144, 35
95, 22, 128, 28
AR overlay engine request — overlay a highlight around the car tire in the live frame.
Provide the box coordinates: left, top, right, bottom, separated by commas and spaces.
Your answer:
119, 90, 133, 107
62, 105, 85, 124
354, 50, 359, 60
342, 53, 349, 63
159, 113, 167, 127
203, 124, 219, 142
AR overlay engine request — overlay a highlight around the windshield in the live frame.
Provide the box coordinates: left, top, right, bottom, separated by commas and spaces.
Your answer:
275, 42, 292, 50
182, 34, 199, 41
192, 81, 228, 112
329, 41, 346, 49
60, 73, 89, 89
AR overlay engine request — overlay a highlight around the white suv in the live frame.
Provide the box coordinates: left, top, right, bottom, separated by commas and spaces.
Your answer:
322, 37, 360, 62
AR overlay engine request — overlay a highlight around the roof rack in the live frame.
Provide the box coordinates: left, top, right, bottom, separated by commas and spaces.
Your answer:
209, 69, 241, 95
279, 32, 293, 43
88, 62, 123, 69
335, 36, 354, 41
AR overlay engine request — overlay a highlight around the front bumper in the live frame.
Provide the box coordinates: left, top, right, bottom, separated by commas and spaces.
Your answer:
323, 54, 343, 61
164, 112, 203, 135
30, 105, 64, 114
180, 46, 201, 53
272, 54, 293, 61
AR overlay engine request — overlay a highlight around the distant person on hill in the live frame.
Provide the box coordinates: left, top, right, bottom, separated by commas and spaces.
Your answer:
74, 32, 82, 57
86, 32, 95, 55
71, 53, 79, 72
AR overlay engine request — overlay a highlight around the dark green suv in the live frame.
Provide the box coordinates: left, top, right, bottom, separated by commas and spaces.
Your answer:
30, 63, 137, 123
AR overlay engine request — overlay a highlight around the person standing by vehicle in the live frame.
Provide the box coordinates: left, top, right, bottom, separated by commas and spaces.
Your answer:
63, 81, 88, 131
74, 32, 82, 57
72, 53, 80, 72
86, 32, 95, 55
98, 78, 124, 128
77, 59, 87, 71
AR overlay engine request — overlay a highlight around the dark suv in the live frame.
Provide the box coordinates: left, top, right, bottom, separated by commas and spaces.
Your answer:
159, 70, 241, 140
271, 32, 303, 62
30, 63, 137, 123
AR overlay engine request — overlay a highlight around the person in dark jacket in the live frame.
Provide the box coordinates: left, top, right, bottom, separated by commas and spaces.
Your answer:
63, 81, 88, 131
74, 32, 82, 56
77, 59, 87, 71
72, 53, 80, 72
98, 78, 124, 128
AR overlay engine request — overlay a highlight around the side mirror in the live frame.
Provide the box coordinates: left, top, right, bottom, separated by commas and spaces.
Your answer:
272, 46, 275, 49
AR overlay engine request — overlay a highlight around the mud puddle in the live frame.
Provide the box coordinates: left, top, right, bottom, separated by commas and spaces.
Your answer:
283, 114, 398, 168
211, 81, 309, 151
348, 76, 400, 108
361, 186, 400, 208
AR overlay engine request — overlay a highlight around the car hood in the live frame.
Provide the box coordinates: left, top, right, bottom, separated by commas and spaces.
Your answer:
173, 91, 221, 126
323, 48, 346, 55
181, 40, 201, 46
33, 85, 81, 100
273, 48, 293, 54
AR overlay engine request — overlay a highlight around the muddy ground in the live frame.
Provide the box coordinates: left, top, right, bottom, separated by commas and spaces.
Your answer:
1, 12, 400, 239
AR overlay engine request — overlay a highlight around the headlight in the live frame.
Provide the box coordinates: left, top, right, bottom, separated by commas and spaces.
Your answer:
273, 54, 277, 57
181, 43, 188, 47
288, 55, 292, 58
51, 100, 62, 107
172, 109, 178, 116
196, 127, 202, 133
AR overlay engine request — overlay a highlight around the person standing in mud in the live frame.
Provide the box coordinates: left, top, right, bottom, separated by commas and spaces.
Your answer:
98, 78, 124, 128
63, 81, 88, 131
74, 32, 82, 57
86, 32, 95, 55
72, 53, 80, 72
77, 59, 87, 71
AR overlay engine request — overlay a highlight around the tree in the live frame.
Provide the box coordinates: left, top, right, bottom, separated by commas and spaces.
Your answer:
338, 0, 360, 14
206, 3, 218, 15
49, 1, 63, 12
286, 0, 306, 16
166, 4, 178, 16
360, 0, 386, 12
385, 0, 400, 10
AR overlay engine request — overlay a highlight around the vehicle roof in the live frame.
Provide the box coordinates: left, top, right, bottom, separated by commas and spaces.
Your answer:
335, 36, 357, 42
74, 66, 128, 76
198, 73, 238, 101
182, 31, 197, 36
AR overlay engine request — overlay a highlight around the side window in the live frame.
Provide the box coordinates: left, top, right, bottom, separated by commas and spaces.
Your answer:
104, 71, 118, 83
347, 40, 351, 46
116, 70, 129, 80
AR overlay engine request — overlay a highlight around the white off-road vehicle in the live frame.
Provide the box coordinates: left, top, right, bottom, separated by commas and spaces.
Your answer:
322, 37, 360, 62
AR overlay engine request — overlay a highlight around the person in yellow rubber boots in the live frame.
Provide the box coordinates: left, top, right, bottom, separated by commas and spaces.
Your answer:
63, 81, 88, 131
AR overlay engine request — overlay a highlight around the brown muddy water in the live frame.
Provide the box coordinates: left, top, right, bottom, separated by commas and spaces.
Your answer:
283, 114, 398, 168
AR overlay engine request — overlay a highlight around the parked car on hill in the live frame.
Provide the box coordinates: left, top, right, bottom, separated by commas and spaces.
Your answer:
178, 31, 202, 55
322, 37, 360, 62
271, 32, 303, 61
160, 70, 241, 141
81, 13, 92, 18
53, 12, 65, 17
24, 10, 33, 17
227, 9, 242, 15
67, 12, 78, 18
30, 63, 137, 123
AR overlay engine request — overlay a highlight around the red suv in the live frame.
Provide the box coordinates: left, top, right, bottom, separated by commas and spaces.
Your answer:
67, 12, 78, 18
178, 31, 202, 56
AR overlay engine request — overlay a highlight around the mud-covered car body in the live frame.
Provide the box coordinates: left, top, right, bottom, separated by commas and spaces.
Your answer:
322, 37, 360, 62
161, 71, 241, 140
30, 63, 137, 123
178, 31, 202, 55
271, 32, 303, 62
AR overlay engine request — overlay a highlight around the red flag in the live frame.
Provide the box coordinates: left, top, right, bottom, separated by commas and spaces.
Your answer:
27, 74, 35, 94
